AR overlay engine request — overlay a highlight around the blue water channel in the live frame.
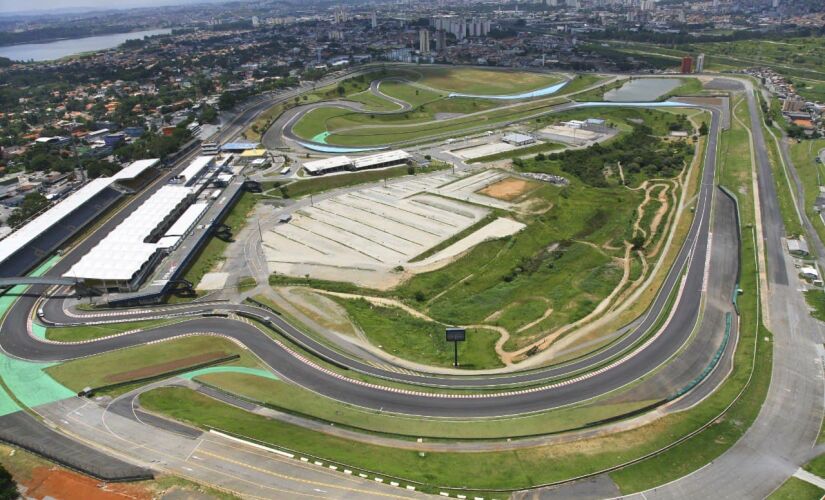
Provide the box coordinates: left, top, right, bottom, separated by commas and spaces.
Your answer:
448, 80, 569, 100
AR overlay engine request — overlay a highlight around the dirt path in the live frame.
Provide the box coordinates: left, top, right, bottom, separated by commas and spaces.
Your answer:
516, 306, 554, 333
313, 289, 518, 365
505, 242, 635, 363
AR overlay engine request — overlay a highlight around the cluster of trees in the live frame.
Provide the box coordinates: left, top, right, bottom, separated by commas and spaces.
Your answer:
218, 76, 298, 110
0, 464, 17, 499
11, 145, 121, 178
530, 125, 690, 187
588, 26, 825, 46
787, 123, 821, 140
115, 126, 192, 162
7, 192, 49, 229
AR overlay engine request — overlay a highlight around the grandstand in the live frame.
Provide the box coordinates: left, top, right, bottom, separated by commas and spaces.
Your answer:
0, 159, 160, 278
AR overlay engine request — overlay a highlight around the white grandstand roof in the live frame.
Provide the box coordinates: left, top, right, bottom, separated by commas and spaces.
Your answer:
178, 156, 214, 186
353, 150, 410, 169
66, 185, 193, 281
164, 202, 208, 238
114, 158, 160, 180
0, 158, 160, 267
303, 156, 352, 174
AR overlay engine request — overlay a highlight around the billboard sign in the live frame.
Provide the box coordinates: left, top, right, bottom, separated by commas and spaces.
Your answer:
446, 327, 466, 342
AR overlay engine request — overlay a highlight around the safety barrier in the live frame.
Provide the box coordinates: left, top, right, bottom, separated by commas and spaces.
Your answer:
718, 185, 743, 314
671, 312, 733, 400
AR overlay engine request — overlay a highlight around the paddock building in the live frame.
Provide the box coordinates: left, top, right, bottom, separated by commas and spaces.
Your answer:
65, 156, 223, 292
302, 150, 411, 176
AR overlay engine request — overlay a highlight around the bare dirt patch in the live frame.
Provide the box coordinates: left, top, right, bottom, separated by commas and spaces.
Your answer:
104, 352, 229, 383
21, 467, 153, 500
477, 177, 540, 201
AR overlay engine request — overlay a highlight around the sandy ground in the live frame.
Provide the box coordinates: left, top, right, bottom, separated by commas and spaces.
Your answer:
20, 467, 154, 500
478, 177, 540, 201
196, 272, 229, 291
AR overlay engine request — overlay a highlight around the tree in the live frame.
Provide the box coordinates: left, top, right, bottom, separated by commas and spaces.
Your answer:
200, 105, 218, 124
0, 464, 18, 500
698, 122, 708, 136
630, 235, 645, 250
7, 192, 49, 228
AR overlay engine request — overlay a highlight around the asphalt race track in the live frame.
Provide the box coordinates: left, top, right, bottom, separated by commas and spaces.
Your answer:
0, 101, 731, 418
0, 73, 775, 496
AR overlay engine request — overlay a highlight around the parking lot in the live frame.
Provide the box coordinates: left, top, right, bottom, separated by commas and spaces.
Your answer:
262, 169, 518, 287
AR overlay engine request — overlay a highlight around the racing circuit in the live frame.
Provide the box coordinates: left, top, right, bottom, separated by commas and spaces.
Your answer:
0, 69, 819, 499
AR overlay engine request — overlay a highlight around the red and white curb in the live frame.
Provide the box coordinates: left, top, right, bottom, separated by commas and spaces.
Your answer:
209, 430, 498, 499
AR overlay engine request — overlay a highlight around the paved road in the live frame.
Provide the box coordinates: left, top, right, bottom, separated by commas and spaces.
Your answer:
614, 79, 825, 500
37, 393, 428, 499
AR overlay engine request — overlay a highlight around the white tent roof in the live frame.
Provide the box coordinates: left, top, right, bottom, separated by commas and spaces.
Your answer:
164, 202, 208, 238
66, 184, 193, 281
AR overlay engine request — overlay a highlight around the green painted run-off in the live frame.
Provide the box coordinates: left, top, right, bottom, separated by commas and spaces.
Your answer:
0, 255, 75, 417
182, 366, 279, 381
311, 131, 331, 144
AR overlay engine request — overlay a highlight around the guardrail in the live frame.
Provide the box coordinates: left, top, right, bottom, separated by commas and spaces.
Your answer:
718, 184, 743, 290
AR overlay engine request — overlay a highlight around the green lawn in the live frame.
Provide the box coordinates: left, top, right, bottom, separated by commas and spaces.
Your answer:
762, 123, 804, 236
379, 80, 444, 107
195, 371, 657, 439
558, 74, 609, 96
333, 298, 503, 369
804, 453, 825, 478
789, 138, 825, 250
410, 66, 562, 95
44, 318, 180, 342
573, 79, 625, 102
46, 336, 258, 391
768, 477, 824, 500
176, 192, 257, 291
803, 290, 825, 322
345, 90, 401, 112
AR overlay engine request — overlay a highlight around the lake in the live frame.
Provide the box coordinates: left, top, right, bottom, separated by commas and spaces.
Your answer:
0, 28, 172, 62
604, 78, 682, 102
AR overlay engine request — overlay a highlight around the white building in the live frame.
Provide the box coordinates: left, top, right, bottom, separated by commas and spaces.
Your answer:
419, 29, 431, 54
502, 133, 536, 146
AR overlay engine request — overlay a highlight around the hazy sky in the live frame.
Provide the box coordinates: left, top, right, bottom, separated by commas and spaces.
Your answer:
0, 0, 223, 15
